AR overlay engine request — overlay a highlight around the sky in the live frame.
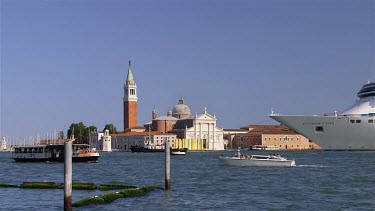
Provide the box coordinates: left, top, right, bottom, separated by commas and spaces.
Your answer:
1, 0, 374, 140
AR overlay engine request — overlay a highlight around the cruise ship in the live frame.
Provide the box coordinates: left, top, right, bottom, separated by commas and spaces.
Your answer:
269, 81, 375, 150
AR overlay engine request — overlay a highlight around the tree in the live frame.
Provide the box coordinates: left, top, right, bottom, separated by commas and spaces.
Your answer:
67, 122, 86, 144
67, 123, 97, 144
59, 131, 64, 139
103, 124, 117, 134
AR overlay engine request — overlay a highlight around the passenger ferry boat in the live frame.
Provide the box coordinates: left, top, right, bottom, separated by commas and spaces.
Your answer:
12, 144, 100, 162
270, 81, 375, 150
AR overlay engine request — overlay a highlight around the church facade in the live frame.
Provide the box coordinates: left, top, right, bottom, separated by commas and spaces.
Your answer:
148, 98, 225, 150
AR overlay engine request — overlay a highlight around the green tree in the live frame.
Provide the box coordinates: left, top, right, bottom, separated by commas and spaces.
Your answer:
103, 124, 117, 134
67, 122, 87, 144
59, 131, 64, 139
67, 123, 98, 144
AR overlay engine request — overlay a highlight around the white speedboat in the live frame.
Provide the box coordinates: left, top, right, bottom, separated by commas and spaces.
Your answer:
218, 154, 295, 167
171, 150, 186, 155
269, 81, 375, 150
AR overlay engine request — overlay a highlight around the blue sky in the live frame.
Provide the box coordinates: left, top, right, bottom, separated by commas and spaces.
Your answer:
1, 0, 374, 139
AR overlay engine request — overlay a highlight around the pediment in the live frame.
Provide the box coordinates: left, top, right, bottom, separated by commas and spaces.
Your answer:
196, 113, 216, 120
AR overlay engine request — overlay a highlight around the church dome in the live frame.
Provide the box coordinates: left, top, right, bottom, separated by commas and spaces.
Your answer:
172, 97, 191, 119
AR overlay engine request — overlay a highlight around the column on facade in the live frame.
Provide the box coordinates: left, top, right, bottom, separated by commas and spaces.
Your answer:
213, 123, 215, 150
194, 121, 197, 141
200, 123, 203, 149
208, 123, 210, 151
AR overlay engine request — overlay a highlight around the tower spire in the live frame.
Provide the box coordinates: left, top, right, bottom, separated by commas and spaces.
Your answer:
126, 60, 134, 82
123, 60, 138, 130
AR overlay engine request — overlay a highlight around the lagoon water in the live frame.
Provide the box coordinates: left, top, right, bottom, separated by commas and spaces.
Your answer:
0, 150, 374, 210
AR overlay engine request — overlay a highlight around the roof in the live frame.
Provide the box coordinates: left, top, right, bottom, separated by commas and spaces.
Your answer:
238, 125, 298, 135
172, 118, 194, 129
111, 131, 176, 137
154, 116, 179, 121
223, 129, 248, 132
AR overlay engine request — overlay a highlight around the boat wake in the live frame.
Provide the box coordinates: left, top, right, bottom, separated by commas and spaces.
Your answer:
296, 164, 329, 168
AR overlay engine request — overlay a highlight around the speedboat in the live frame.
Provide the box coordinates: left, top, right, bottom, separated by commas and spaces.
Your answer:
218, 154, 295, 167
171, 150, 186, 155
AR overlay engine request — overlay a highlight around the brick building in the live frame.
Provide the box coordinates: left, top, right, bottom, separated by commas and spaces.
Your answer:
232, 125, 321, 150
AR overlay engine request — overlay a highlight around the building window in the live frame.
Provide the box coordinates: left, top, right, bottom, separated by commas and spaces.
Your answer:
356, 120, 361, 123
368, 119, 374, 123
350, 120, 354, 123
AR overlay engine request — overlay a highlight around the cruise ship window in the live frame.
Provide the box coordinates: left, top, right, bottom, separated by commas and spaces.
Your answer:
356, 120, 361, 123
369, 120, 374, 123
315, 126, 324, 132
350, 120, 354, 123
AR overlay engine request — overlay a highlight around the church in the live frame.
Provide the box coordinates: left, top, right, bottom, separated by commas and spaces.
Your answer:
91, 61, 225, 151
146, 98, 225, 150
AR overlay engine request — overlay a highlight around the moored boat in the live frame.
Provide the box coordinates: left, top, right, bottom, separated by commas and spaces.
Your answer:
12, 144, 100, 162
218, 154, 295, 167
249, 145, 280, 150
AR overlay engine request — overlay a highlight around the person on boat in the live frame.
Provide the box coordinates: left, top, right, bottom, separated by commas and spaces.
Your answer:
237, 150, 241, 158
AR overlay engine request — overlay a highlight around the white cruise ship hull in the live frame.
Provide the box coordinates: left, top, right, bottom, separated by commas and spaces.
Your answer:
270, 115, 375, 150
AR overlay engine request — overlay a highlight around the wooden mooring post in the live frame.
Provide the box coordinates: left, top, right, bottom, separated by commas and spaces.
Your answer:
165, 140, 171, 190
64, 133, 74, 211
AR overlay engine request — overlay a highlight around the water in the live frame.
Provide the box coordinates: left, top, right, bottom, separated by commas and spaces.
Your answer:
0, 151, 374, 210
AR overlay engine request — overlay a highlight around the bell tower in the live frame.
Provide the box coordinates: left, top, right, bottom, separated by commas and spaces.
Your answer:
123, 61, 138, 130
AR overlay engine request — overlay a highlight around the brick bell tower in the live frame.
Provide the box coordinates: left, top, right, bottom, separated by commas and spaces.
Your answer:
123, 61, 138, 130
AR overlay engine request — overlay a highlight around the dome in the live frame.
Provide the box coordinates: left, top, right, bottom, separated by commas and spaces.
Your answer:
172, 97, 191, 118
167, 107, 173, 117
